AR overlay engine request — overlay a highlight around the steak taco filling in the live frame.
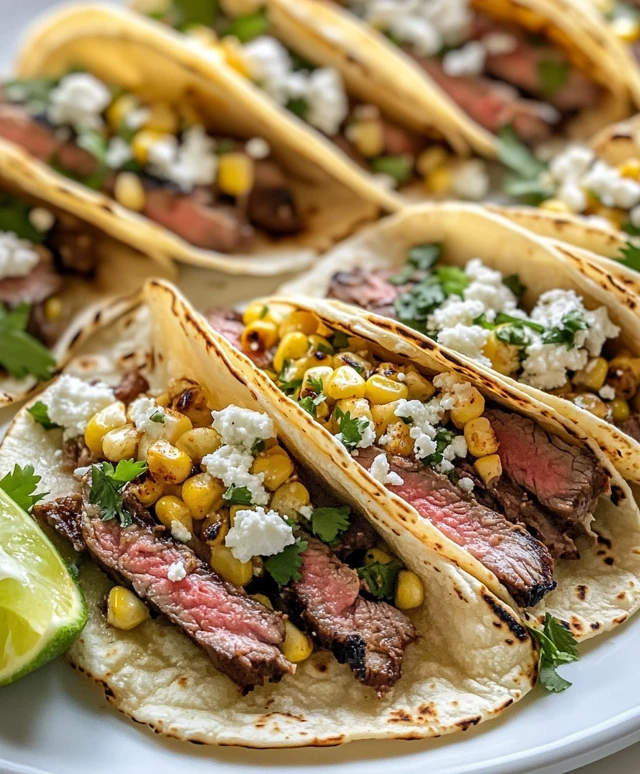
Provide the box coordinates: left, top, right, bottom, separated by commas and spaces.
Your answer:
32, 372, 419, 694
0, 73, 302, 253
207, 303, 612, 607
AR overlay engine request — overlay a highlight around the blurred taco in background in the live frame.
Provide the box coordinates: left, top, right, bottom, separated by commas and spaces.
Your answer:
0, 138, 169, 407
6, 5, 377, 277
0, 279, 541, 745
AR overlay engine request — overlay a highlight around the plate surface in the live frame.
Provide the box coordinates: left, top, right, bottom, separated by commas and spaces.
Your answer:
1, 5, 640, 774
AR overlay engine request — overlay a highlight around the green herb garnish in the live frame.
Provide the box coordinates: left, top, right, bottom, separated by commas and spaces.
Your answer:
90, 460, 148, 527
0, 465, 47, 512
618, 241, 640, 272
358, 558, 402, 600
223, 484, 253, 506
541, 310, 588, 348
0, 303, 56, 381
172, 0, 218, 29
503, 274, 527, 298
527, 613, 579, 693
149, 410, 165, 424
4, 77, 58, 114
265, 538, 308, 585
226, 9, 270, 42
0, 196, 48, 243
497, 125, 553, 205
370, 155, 413, 185
27, 401, 60, 431
310, 506, 351, 543
334, 406, 371, 452
286, 96, 310, 120
538, 60, 569, 99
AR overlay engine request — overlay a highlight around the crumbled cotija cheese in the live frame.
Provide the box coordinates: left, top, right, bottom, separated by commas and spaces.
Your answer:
0, 231, 41, 280
368, 453, 404, 486
45, 375, 114, 439
225, 507, 295, 563
202, 445, 270, 506
129, 396, 165, 439
148, 126, 218, 192
167, 561, 187, 582
171, 520, 192, 543
211, 406, 276, 450
47, 73, 111, 133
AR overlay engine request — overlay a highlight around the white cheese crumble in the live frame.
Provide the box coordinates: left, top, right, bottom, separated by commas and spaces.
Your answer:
0, 231, 40, 279
147, 126, 218, 192
46, 376, 114, 439
437, 324, 491, 366
298, 504, 313, 520
202, 445, 269, 506
368, 452, 404, 486
211, 406, 276, 450
599, 384, 616, 401
225, 507, 295, 563
106, 137, 133, 169
171, 520, 192, 543
167, 561, 187, 582
458, 476, 475, 492
245, 137, 271, 159
442, 41, 486, 76
28, 208, 55, 233
450, 159, 490, 201
129, 396, 165, 439
47, 73, 111, 133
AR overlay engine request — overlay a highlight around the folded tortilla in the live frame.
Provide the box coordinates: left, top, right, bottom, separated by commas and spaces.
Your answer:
0, 281, 539, 746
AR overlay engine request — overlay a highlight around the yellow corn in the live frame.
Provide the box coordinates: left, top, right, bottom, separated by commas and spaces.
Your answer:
106, 93, 139, 132
618, 158, 640, 181
350, 119, 384, 158
483, 331, 520, 376
84, 402, 127, 457
594, 205, 625, 229
154, 409, 194, 444
252, 593, 273, 608
394, 570, 424, 610
273, 332, 309, 373
325, 366, 366, 400
130, 475, 164, 507
333, 398, 373, 429
114, 172, 146, 212
44, 296, 62, 322
201, 510, 230, 546
230, 504, 256, 525
573, 357, 609, 392
464, 417, 499, 457
474, 453, 502, 484
607, 356, 640, 400
281, 620, 314, 663
425, 165, 452, 195
573, 393, 611, 420
186, 24, 218, 46
102, 425, 140, 462
610, 397, 631, 423
131, 129, 170, 165
242, 301, 291, 326
170, 386, 211, 428
219, 37, 252, 78
217, 153, 254, 197
611, 15, 640, 43
540, 198, 572, 213
450, 387, 485, 428
107, 586, 149, 631
147, 440, 193, 484
240, 320, 279, 353
379, 421, 413, 456
301, 365, 334, 395
145, 102, 178, 134
365, 548, 392, 565
370, 400, 402, 437
251, 447, 295, 491
209, 546, 253, 586
279, 310, 319, 338
404, 369, 435, 401
182, 472, 224, 519
333, 351, 371, 373
155, 495, 193, 537
270, 481, 310, 518
176, 427, 221, 462
307, 334, 334, 357
417, 146, 449, 177
365, 374, 409, 404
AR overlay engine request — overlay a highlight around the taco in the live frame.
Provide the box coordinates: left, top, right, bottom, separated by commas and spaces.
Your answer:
202, 284, 640, 640
3, 5, 377, 277
0, 137, 171, 408
0, 280, 540, 746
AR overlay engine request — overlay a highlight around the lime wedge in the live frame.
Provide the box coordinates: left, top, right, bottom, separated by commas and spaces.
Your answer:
0, 489, 87, 685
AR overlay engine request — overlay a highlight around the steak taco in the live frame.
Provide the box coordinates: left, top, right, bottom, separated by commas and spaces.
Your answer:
0, 138, 170, 407
0, 281, 540, 746
5, 5, 377, 277
203, 287, 640, 639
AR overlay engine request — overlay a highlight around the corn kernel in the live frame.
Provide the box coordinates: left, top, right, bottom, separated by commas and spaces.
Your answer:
365, 373, 409, 404
573, 357, 609, 392
349, 119, 384, 158
155, 409, 194, 444
483, 331, 520, 376
540, 198, 572, 213
107, 586, 149, 630
114, 172, 146, 212
610, 397, 631, 423
464, 417, 499, 457
279, 310, 320, 338
573, 392, 612, 420
131, 129, 170, 165
325, 366, 366, 400
44, 296, 62, 322
270, 481, 310, 518
84, 402, 127, 457
176, 427, 221, 461
130, 475, 164, 507
251, 447, 295, 491
252, 593, 273, 608
209, 546, 253, 586
365, 548, 392, 565
106, 93, 139, 132
273, 332, 309, 373
379, 421, 413, 456
281, 620, 313, 663
404, 369, 435, 401
102, 425, 140, 462
394, 570, 424, 609
371, 400, 402, 437
594, 205, 625, 229
145, 102, 178, 134
618, 158, 640, 180
182, 472, 224, 519
218, 153, 254, 197
608, 356, 640, 399
307, 334, 334, 357
333, 351, 371, 373
450, 387, 485, 428
147, 440, 193, 484
201, 510, 230, 545
155, 495, 193, 537
242, 301, 291, 326
170, 386, 210, 428
417, 146, 449, 177
186, 24, 218, 46
611, 15, 640, 43
240, 320, 279, 353
301, 365, 334, 395
425, 165, 452, 195
474, 453, 502, 484
219, 37, 252, 77
333, 398, 373, 430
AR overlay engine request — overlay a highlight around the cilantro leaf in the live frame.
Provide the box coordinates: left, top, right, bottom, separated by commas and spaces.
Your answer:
311, 506, 351, 543
541, 310, 588, 348
538, 59, 569, 99
265, 538, 308, 585
330, 331, 350, 350
226, 9, 270, 42
27, 401, 60, 430
358, 558, 402, 600
618, 241, 640, 272
89, 460, 147, 527
4, 76, 58, 114
424, 427, 453, 468
528, 613, 579, 693
149, 410, 165, 424
503, 175, 553, 205
0, 464, 47, 512
286, 96, 310, 120
394, 277, 446, 333
370, 155, 413, 184
0, 303, 56, 381
503, 274, 527, 298
172, 0, 218, 29
75, 129, 110, 190
435, 266, 469, 297
496, 325, 529, 347
495, 311, 545, 333
223, 484, 253, 506
251, 438, 266, 454
334, 407, 371, 452
308, 375, 325, 394
298, 394, 325, 418
497, 125, 548, 181
0, 196, 48, 243
390, 243, 441, 285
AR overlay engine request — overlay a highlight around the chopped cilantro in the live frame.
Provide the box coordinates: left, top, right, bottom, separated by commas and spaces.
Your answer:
330, 331, 350, 350
527, 613, 579, 693
225, 9, 270, 42
298, 393, 325, 418
618, 241, 640, 272
370, 155, 413, 184
66, 557, 81, 580
358, 558, 402, 600
334, 406, 371, 452
0, 196, 48, 243
310, 506, 351, 543
541, 310, 588, 348
436, 266, 469, 297
308, 375, 325, 394
497, 125, 552, 204
251, 438, 266, 454
259, 304, 270, 319
496, 325, 529, 348
424, 427, 453, 468
0, 464, 47, 512
4, 76, 58, 114
538, 60, 569, 99
75, 129, 110, 190
286, 96, 310, 120
503, 274, 527, 298
27, 401, 60, 430
0, 303, 56, 381
223, 484, 253, 506
265, 538, 308, 585
215, 138, 236, 155
390, 243, 441, 285
495, 312, 544, 333
394, 277, 446, 333
89, 460, 148, 527
149, 410, 165, 424
172, 0, 218, 29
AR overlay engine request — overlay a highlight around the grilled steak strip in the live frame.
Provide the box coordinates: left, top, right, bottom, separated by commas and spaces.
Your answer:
204, 308, 274, 369
113, 371, 150, 405
327, 268, 402, 318
333, 514, 378, 561
36, 494, 85, 553
357, 447, 555, 607
620, 412, 640, 444
285, 535, 417, 695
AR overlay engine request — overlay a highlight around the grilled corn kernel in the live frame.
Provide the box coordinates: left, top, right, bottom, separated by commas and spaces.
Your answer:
350, 119, 384, 158
306, 334, 333, 356
425, 165, 452, 194
230, 504, 257, 525
450, 387, 485, 429
131, 129, 170, 164
273, 332, 309, 373
107, 586, 149, 631
240, 320, 278, 353
325, 366, 366, 400
84, 402, 127, 457
394, 570, 424, 610
114, 172, 146, 212
201, 511, 230, 546
102, 425, 140, 462
334, 398, 373, 429
176, 427, 221, 461
182, 472, 224, 519
147, 440, 193, 484
301, 365, 334, 395
209, 546, 253, 586
365, 374, 409, 405
540, 198, 571, 213
483, 331, 520, 376
270, 481, 310, 518
157, 409, 194, 444
279, 310, 319, 338
333, 351, 371, 373
251, 447, 295, 491
218, 153, 254, 197
171, 386, 211, 428
219, 37, 252, 77
610, 397, 631, 423
155, 495, 193, 535
379, 421, 413, 456
106, 93, 139, 132
404, 369, 435, 401
618, 158, 640, 180
365, 548, 392, 565
611, 15, 640, 43
371, 400, 402, 437
474, 453, 502, 484
417, 146, 449, 177
281, 621, 313, 663
464, 417, 499, 457
573, 357, 609, 391
252, 592, 273, 608
573, 393, 612, 421
44, 296, 62, 322
608, 356, 640, 400
242, 301, 290, 326
145, 102, 178, 134
130, 475, 164, 507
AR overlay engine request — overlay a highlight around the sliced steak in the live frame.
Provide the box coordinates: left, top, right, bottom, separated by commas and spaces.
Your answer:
287, 535, 416, 695
204, 307, 273, 369
48, 223, 97, 275
485, 409, 608, 530
34, 493, 85, 552
113, 371, 150, 405
333, 515, 378, 561
619, 412, 640, 443
61, 437, 96, 474
327, 268, 402, 318
247, 160, 301, 236
0, 256, 62, 306
357, 446, 555, 607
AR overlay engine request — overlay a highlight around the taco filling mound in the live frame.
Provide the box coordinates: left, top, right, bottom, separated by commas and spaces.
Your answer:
0, 73, 302, 253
